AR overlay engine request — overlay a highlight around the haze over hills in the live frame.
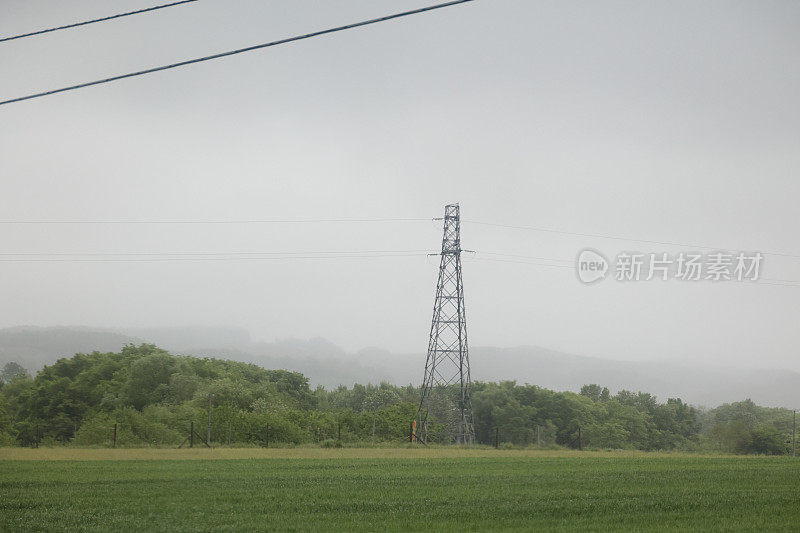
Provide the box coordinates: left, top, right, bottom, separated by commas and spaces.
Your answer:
0, 325, 795, 409
0, 326, 145, 371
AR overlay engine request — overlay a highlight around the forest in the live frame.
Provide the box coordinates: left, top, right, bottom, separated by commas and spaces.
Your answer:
0, 344, 793, 454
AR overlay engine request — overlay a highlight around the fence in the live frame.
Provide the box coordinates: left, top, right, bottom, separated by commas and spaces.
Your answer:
27, 418, 558, 449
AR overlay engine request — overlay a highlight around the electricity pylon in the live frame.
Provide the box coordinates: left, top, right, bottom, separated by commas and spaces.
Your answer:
415, 203, 474, 444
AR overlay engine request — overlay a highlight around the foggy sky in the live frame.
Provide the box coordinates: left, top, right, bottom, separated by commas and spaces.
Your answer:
1, 1, 799, 371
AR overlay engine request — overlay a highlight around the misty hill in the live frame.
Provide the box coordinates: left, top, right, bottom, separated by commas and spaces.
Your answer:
111, 326, 252, 352
1, 326, 797, 408
252, 345, 797, 409
0, 325, 253, 372
0, 326, 144, 371
468, 346, 800, 410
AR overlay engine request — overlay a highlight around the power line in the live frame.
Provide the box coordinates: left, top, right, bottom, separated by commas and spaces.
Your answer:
464, 220, 800, 260
4, 216, 797, 266
6, 216, 792, 262
470, 256, 573, 269
0, 249, 434, 257
0, 1, 199, 44
7, 247, 794, 280
0, 217, 431, 225
475, 252, 800, 281
0, 0, 476, 107
2, 213, 796, 275
470, 257, 800, 287
0, 252, 431, 263
758, 281, 800, 288
470, 253, 800, 285
2, 243, 798, 286
476, 251, 572, 264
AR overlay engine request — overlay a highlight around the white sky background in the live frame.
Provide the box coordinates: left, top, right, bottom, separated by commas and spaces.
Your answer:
0, 1, 798, 370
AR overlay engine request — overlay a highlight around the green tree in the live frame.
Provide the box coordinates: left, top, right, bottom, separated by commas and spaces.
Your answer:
748, 424, 787, 455
122, 347, 177, 409
580, 384, 610, 402
1, 362, 29, 383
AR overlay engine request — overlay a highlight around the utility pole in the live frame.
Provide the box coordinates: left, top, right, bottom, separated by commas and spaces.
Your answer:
415, 203, 474, 445
793, 410, 796, 457
537, 425, 541, 448
372, 409, 377, 446
207, 394, 213, 446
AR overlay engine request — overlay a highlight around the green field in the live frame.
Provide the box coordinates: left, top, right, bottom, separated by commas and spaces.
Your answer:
1, 449, 799, 531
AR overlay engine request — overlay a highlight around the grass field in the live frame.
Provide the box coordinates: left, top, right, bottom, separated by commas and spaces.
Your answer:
2, 448, 799, 531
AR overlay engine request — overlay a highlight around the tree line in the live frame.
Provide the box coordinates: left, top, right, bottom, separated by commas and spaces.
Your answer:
0, 345, 793, 454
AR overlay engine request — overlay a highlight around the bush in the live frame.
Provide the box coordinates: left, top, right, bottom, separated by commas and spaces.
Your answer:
748, 424, 787, 455
0, 431, 17, 446
75, 409, 182, 446
73, 413, 116, 446
320, 439, 343, 448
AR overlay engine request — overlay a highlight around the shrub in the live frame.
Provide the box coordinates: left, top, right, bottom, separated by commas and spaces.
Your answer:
747, 424, 787, 455
75, 409, 181, 446
0, 431, 17, 446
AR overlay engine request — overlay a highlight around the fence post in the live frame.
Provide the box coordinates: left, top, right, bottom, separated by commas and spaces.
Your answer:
113, 423, 117, 448
190, 421, 194, 448
207, 395, 212, 446
494, 427, 499, 449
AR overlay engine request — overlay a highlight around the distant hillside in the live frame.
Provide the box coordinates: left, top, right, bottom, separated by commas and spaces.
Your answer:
0, 326, 143, 371
468, 346, 800, 410
112, 326, 252, 352
0, 326, 796, 408
0, 325, 252, 372
185, 344, 800, 409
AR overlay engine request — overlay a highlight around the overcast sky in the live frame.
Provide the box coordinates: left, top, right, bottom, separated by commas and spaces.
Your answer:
1, 1, 798, 370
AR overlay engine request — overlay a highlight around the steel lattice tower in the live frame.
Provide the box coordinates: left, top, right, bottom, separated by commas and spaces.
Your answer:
415, 203, 474, 444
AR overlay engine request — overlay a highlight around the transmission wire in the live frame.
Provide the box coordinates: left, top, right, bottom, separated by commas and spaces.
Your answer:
0, 1, 199, 43
0, 0, 475, 106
